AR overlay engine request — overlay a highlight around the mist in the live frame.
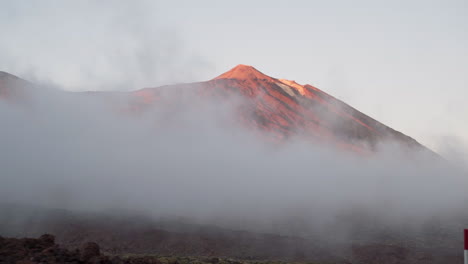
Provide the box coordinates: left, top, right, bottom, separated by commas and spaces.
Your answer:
1, 80, 467, 247
1, 2, 468, 260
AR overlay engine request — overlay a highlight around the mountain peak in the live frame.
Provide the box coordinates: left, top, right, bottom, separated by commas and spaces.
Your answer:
214, 64, 274, 81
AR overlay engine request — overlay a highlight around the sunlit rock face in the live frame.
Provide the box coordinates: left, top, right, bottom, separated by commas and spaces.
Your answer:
0, 65, 431, 154
130, 65, 428, 153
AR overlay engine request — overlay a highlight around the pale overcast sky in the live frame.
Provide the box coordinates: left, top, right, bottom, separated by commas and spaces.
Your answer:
0, 0, 467, 157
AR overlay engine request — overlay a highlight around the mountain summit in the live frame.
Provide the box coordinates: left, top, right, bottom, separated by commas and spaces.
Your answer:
215, 64, 273, 81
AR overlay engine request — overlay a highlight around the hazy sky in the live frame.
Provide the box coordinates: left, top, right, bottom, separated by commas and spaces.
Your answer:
0, 0, 467, 156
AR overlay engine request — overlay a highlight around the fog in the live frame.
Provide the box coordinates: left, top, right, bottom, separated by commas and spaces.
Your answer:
1, 82, 467, 245
1, 2, 468, 255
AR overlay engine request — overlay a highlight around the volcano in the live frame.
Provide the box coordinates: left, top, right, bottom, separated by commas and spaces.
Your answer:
0, 65, 431, 154
128, 65, 429, 153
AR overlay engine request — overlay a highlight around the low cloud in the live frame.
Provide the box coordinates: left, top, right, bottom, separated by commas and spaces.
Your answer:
0, 83, 467, 245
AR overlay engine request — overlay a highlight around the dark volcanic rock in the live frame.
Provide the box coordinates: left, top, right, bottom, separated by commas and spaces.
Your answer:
80, 242, 101, 261
0, 234, 109, 263
38, 234, 55, 247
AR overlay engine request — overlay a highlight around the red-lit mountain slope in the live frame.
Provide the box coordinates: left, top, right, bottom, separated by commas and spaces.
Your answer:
0, 65, 431, 154
130, 65, 427, 153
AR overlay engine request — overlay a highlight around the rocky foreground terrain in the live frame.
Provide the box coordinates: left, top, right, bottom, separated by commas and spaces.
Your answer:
0, 234, 320, 264
0, 204, 465, 264
0, 233, 463, 264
